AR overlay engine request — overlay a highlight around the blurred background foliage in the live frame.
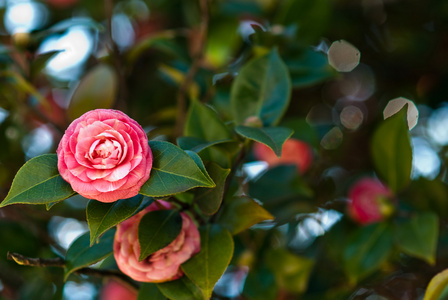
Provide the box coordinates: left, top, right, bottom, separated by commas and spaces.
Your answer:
1, 0, 448, 299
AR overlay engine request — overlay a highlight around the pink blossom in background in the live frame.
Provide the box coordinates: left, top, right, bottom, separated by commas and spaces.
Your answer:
347, 178, 394, 225
253, 138, 313, 174
114, 200, 201, 283
57, 109, 152, 202
100, 280, 137, 300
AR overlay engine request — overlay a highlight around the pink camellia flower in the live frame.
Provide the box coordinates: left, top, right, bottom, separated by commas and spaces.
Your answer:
347, 178, 394, 225
57, 109, 152, 203
114, 200, 201, 283
253, 138, 313, 174
100, 280, 137, 300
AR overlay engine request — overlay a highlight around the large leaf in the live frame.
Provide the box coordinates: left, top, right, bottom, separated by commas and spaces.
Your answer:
194, 163, 230, 215
68, 64, 118, 120
371, 107, 412, 192
395, 212, 438, 265
139, 141, 215, 197
157, 276, 205, 300
0, 154, 75, 207
64, 230, 115, 280
424, 268, 448, 300
184, 100, 232, 141
138, 283, 167, 300
177, 137, 233, 153
86, 195, 144, 246
182, 225, 234, 298
231, 48, 291, 126
235, 126, 294, 157
343, 223, 393, 283
217, 196, 274, 235
138, 209, 183, 261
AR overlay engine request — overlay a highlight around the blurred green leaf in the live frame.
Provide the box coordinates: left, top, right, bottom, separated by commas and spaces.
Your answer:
68, 64, 118, 120
343, 223, 393, 283
231, 48, 291, 126
177, 136, 233, 153
0, 154, 75, 207
138, 283, 167, 300
395, 212, 439, 265
157, 276, 205, 300
182, 225, 234, 298
205, 17, 240, 67
194, 162, 230, 215
86, 195, 144, 246
235, 125, 293, 157
64, 230, 115, 280
30, 51, 62, 80
371, 107, 412, 192
265, 248, 314, 294
139, 141, 215, 197
407, 178, 448, 218
217, 196, 274, 235
244, 265, 278, 300
282, 118, 320, 148
424, 268, 448, 300
138, 209, 183, 261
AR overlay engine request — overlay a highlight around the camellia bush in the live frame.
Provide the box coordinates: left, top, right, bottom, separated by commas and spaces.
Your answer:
2, 0, 448, 299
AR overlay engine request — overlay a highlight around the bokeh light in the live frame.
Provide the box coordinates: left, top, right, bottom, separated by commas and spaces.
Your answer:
411, 137, 440, 179
21, 125, 53, 159
4, 0, 48, 33
48, 216, 88, 249
340, 105, 364, 130
63, 281, 96, 300
427, 105, 448, 145
328, 40, 360, 72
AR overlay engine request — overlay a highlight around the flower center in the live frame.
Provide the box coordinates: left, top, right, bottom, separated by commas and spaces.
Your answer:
95, 139, 115, 158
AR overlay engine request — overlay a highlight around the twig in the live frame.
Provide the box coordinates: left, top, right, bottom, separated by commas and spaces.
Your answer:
7, 252, 139, 290
175, 0, 209, 137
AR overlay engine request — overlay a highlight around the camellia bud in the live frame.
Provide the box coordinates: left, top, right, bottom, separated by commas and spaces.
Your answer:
243, 116, 263, 128
347, 178, 394, 225
253, 138, 313, 174
100, 280, 137, 300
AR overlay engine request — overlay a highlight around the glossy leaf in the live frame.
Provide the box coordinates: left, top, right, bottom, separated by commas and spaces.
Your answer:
424, 268, 448, 300
217, 196, 274, 235
177, 136, 233, 153
231, 48, 291, 126
157, 276, 205, 300
182, 225, 234, 298
343, 223, 393, 283
64, 230, 115, 280
138, 209, 183, 261
86, 195, 144, 246
395, 212, 438, 265
194, 163, 230, 215
0, 154, 75, 207
371, 107, 412, 192
235, 125, 293, 157
138, 283, 166, 300
68, 64, 118, 120
139, 141, 215, 197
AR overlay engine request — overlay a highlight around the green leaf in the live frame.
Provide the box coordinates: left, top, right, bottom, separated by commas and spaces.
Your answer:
235, 126, 293, 157
395, 212, 439, 265
185, 100, 232, 141
217, 196, 274, 235
243, 265, 278, 300
138, 283, 166, 300
231, 48, 291, 126
177, 137, 233, 153
182, 225, 234, 298
0, 154, 75, 207
68, 64, 118, 120
371, 106, 412, 192
64, 229, 115, 280
185, 150, 213, 181
138, 209, 183, 261
157, 276, 205, 300
265, 249, 314, 294
30, 51, 62, 79
86, 195, 144, 246
139, 141, 215, 197
343, 223, 393, 283
194, 163, 230, 215
424, 268, 448, 300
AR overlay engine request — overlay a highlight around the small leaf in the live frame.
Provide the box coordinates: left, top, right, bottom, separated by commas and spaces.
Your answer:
371, 106, 412, 192
395, 212, 439, 265
231, 48, 291, 126
138, 210, 183, 261
194, 163, 230, 215
157, 276, 205, 300
177, 136, 233, 153
68, 64, 118, 120
87, 195, 144, 246
182, 225, 234, 298
424, 268, 448, 300
235, 126, 293, 157
138, 283, 166, 300
217, 196, 274, 235
139, 141, 215, 197
0, 154, 75, 207
30, 51, 63, 79
64, 230, 115, 280
185, 150, 213, 182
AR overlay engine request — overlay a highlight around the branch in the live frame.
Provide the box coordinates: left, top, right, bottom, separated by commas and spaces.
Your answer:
175, 0, 210, 137
7, 252, 139, 290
